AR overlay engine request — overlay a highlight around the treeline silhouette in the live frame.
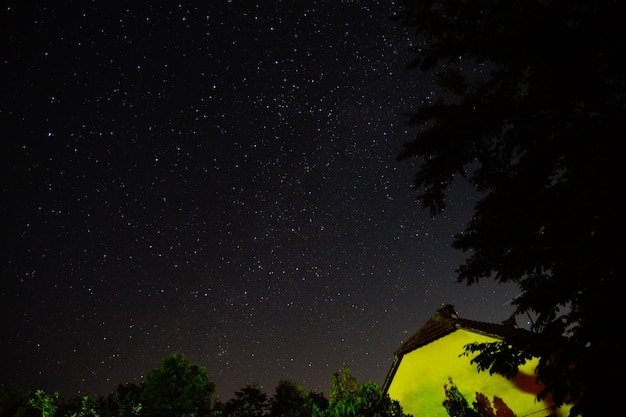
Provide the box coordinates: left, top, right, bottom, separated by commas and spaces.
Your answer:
0, 355, 410, 417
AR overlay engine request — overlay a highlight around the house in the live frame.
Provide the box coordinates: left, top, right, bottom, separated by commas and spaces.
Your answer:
382, 304, 571, 417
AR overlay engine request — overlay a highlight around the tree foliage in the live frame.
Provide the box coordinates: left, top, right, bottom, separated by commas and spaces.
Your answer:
393, 1, 624, 415
0, 387, 39, 417
2, 358, 335, 417
270, 379, 326, 417
313, 366, 411, 417
102, 383, 143, 417
29, 390, 60, 417
26, 390, 99, 417
65, 396, 99, 417
217, 384, 268, 417
442, 378, 515, 417
139, 353, 215, 417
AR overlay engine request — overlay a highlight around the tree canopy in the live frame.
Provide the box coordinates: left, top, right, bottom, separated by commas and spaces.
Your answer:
313, 365, 410, 417
217, 384, 268, 417
270, 379, 327, 417
2, 355, 332, 417
393, 1, 624, 415
140, 353, 215, 417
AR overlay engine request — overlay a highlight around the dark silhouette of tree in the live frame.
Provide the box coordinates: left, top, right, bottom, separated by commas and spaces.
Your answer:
64, 395, 99, 417
218, 384, 268, 417
442, 380, 481, 417
442, 378, 516, 417
0, 387, 39, 417
99, 383, 143, 417
393, 1, 624, 415
306, 391, 328, 415
139, 353, 215, 417
270, 379, 326, 417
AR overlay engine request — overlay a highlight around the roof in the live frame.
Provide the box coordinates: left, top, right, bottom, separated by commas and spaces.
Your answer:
382, 304, 533, 394
395, 304, 528, 356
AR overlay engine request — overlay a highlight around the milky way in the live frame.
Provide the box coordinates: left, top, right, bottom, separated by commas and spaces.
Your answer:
2, 1, 519, 400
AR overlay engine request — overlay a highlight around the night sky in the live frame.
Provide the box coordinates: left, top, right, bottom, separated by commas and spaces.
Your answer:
2, 1, 520, 401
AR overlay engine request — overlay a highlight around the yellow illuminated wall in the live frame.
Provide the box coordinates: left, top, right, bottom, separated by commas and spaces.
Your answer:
387, 329, 570, 417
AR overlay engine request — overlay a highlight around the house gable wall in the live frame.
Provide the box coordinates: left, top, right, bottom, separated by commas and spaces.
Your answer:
387, 328, 566, 417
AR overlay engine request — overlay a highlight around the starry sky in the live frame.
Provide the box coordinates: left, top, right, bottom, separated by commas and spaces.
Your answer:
1, 1, 520, 401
